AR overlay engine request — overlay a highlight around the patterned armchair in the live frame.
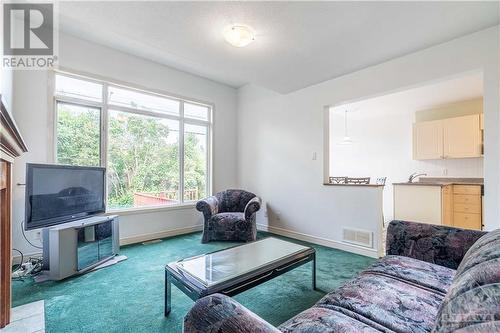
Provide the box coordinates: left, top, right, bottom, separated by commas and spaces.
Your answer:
196, 189, 261, 243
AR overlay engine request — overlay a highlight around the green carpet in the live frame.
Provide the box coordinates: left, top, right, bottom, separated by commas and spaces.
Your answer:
13, 232, 375, 333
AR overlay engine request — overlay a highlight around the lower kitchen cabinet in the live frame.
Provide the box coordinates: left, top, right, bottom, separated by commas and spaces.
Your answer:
394, 184, 482, 230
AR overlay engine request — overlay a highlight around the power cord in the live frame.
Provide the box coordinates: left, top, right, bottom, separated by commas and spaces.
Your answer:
12, 248, 23, 273
12, 255, 43, 281
21, 220, 43, 249
12, 222, 44, 281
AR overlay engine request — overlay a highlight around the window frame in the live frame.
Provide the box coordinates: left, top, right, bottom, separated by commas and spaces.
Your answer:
50, 69, 213, 213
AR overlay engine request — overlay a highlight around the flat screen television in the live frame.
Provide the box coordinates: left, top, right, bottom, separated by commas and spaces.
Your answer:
25, 163, 106, 230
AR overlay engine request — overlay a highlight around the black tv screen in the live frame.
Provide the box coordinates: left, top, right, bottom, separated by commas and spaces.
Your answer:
25, 163, 106, 230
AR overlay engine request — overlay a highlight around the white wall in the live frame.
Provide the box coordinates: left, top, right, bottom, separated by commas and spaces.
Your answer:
237, 84, 384, 257
0, 4, 15, 114
1, 68, 14, 114
237, 26, 500, 257
12, 32, 238, 255
330, 105, 483, 223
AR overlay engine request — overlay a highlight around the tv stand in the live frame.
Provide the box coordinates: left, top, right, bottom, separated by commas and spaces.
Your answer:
41, 215, 119, 280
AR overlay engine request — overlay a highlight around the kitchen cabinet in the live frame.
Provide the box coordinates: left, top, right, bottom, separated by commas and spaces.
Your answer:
394, 185, 443, 224
443, 115, 481, 158
413, 114, 482, 160
394, 183, 482, 230
442, 185, 453, 226
413, 120, 443, 160
452, 185, 482, 230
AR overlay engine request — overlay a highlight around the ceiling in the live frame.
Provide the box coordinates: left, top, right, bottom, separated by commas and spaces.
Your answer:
332, 72, 483, 116
57, 1, 499, 93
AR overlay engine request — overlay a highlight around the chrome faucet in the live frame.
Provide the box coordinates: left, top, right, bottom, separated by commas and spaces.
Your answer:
408, 172, 427, 183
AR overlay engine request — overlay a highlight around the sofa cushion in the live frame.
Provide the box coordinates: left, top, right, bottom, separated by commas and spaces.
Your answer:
208, 212, 253, 241
211, 212, 246, 227
363, 255, 455, 295
455, 228, 500, 276
315, 273, 444, 333
452, 322, 500, 332
386, 221, 486, 269
278, 307, 383, 333
216, 189, 256, 212
433, 229, 500, 333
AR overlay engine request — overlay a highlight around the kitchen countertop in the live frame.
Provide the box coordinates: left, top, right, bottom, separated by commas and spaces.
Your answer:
393, 177, 484, 187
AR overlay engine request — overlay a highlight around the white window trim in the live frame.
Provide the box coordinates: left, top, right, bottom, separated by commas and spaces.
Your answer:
49, 69, 214, 214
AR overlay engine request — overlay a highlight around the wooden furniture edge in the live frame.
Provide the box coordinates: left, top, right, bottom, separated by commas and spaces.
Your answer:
0, 97, 28, 328
1, 97, 28, 161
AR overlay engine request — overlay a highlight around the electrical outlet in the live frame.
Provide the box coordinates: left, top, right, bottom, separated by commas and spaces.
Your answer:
35, 231, 41, 241
264, 211, 268, 218
276, 211, 281, 221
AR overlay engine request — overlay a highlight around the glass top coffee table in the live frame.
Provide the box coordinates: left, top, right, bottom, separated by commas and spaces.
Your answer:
164, 237, 316, 315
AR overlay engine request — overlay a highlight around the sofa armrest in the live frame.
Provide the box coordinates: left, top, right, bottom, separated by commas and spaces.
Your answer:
244, 196, 261, 220
183, 294, 280, 333
386, 220, 486, 270
196, 196, 219, 220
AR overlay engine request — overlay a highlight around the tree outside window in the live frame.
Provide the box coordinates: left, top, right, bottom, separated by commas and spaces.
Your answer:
54, 73, 211, 210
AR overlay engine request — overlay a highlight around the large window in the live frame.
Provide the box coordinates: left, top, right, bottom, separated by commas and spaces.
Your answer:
54, 72, 212, 210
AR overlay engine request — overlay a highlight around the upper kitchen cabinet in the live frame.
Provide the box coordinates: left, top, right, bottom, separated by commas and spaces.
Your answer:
413, 120, 443, 159
413, 114, 482, 160
443, 114, 481, 158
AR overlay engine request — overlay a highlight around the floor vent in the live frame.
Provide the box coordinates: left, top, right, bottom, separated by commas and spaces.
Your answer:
342, 227, 373, 248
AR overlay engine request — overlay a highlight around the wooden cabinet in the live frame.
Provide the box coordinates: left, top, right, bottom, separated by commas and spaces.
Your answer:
1, 98, 28, 328
0, 161, 11, 328
413, 120, 443, 160
413, 114, 482, 160
442, 185, 453, 226
452, 185, 482, 230
443, 115, 481, 158
394, 184, 482, 230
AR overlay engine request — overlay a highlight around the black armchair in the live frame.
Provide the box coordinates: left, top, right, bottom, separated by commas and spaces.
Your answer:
196, 189, 261, 243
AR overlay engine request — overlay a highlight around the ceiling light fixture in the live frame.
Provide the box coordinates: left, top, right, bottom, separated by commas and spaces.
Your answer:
223, 24, 255, 47
339, 109, 354, 145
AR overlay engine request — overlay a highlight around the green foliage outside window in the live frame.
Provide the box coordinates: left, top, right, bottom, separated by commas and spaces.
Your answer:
56, 103, 207, 209
56, 104, 100, 167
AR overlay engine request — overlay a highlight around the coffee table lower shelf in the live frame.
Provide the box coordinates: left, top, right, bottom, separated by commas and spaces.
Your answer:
164, 250, 316, 315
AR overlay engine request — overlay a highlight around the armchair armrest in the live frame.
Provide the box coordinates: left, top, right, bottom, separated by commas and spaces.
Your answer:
386, 220, 486, 269
183, 294, 280, 333
196, 196, 219, 220
244, 196, 262, 220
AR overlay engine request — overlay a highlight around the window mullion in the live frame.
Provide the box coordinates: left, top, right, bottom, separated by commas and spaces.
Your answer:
179, 101, 185, 204
207, 122, 212, 197
101, 84, 109, 168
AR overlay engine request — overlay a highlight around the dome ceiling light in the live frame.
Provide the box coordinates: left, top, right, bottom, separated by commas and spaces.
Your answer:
223, 24, 255, 47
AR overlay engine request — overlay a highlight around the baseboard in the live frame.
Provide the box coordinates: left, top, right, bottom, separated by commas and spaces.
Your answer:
119, 224, 203, 246
13, 225, 204, 262
12, 250, 42, 262
14, 224, 377, 261
257, 223, 379, 258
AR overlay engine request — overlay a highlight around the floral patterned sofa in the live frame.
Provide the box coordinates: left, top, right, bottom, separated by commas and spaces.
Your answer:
183, 220, 500, 333
196, 189, 261, 243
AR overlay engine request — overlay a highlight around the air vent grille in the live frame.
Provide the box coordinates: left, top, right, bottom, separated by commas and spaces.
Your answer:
342, 227, 373, 248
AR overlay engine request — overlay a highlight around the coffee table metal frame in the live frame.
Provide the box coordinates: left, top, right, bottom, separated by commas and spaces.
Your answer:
164, 238, 316, 316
